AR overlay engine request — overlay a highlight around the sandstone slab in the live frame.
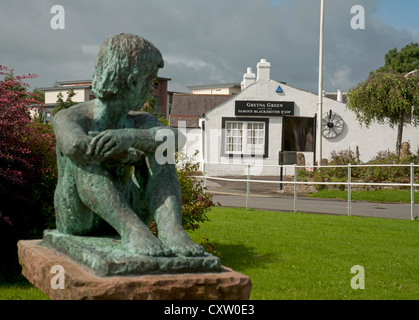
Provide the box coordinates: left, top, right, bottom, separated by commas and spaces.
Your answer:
18, 240, 252, 300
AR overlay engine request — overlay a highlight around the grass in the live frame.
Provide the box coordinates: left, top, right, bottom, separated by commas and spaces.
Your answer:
0, 279, 49, 300
307, 189, 419, 203
2, 207, 418, 300
189, 207, 419, 300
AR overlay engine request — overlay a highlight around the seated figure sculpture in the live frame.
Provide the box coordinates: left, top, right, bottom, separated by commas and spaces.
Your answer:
53, 33, 204, 257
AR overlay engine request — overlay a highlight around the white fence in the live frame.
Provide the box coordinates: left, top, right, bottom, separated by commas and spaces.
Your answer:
200, 163, 419, 220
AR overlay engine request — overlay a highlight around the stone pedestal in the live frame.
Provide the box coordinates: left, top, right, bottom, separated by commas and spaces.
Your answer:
41, 230, 222, 276
18, 240, 252, 300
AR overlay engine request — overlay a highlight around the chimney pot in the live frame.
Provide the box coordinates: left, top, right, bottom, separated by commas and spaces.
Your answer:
241, 66, 256, 90
256, 58, 271, 82
337, 89, 344, 102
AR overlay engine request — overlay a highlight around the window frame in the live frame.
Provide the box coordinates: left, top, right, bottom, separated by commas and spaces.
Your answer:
221, 117, 269, 158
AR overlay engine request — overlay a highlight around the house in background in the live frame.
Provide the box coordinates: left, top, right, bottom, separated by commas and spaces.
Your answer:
169, 94, 233, 159
168, 82, 242, 162
173, 58, 419, 176
39, 77, 171, 122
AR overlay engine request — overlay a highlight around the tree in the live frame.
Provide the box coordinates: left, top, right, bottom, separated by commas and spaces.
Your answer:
0, 66, 39, 191
53, 88, 77, 114
0, 66, 57, 281
32, 87, 45, 104
346, 43, 419, 157
377, 42, 419, 74
30, 88, 47, 123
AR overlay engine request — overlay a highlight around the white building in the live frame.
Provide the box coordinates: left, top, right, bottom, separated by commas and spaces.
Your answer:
172, 59, 419, 176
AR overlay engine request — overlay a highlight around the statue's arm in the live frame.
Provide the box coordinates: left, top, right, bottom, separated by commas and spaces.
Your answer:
128, 112, 185, 152
87, 125, 185, 159
129, 126, 184, 153
53, 110, 91, 165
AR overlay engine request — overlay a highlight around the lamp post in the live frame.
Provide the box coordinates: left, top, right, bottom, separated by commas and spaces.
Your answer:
317, 0, 325, 166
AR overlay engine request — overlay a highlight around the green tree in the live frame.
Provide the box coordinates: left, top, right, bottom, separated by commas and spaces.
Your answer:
30, 87, 47, 123
32, 87, 45, 104
53, 88, 77, 114
347, 43, 419, 157
377, 42, 419, 74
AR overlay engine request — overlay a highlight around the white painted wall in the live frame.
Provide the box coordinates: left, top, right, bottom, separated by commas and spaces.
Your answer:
45, 88, 93, 104
177, 126, 204, 169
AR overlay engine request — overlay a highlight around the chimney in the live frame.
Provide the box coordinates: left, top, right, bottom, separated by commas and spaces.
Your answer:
256, 58, 271, 82
337, 89, 344, 103
241, 67, 256, 90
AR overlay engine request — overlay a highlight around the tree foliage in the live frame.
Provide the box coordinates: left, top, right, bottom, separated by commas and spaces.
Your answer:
0, 66, 40, 191
347, 71, 419, 126
377, 42, 419, 74
175, 151, 215, 231
346, 43, 419, 156
0, 66, 57, 281
53, 88, 77, 114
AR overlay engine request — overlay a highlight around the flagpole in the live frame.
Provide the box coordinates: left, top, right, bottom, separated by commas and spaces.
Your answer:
317, 0, 325, 166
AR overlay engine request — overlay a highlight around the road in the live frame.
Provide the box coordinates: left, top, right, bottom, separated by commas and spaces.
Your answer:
205, 182, 417, 221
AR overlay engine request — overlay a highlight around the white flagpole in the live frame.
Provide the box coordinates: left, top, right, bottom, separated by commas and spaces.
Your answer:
317, 0, 325, 166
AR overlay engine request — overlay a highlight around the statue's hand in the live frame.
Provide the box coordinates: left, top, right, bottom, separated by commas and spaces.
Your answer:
86, 130, 133, 161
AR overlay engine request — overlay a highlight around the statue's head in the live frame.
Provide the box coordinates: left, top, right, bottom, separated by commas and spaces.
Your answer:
92, 34, 164, 101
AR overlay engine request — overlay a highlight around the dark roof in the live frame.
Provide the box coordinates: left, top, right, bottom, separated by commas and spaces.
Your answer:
56, 80, 92, 85
169, 115, 201, 128
187, 83, 241, 90
40, 85, 92, 91
169, 94, 232, 127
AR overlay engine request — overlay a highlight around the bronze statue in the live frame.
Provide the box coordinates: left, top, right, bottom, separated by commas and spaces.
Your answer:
53, 34, 204, 258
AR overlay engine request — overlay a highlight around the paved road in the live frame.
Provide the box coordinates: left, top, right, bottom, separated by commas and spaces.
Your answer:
206, 187, 418, 221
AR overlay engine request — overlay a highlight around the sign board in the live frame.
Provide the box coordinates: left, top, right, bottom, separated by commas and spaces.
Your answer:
278, 151, 297, 165
235, 101, 294, 116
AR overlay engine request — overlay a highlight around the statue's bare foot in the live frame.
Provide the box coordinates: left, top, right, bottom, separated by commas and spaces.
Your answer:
122, 229, 172, 257
161, 230, 205, 257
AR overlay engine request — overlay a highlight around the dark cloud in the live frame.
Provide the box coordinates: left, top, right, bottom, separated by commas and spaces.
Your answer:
0, 0, 418, 93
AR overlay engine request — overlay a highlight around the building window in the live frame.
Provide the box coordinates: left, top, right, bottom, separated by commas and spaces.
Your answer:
246, 122, 265, 154
222, 118, 269, 157
226, 122, 243, 153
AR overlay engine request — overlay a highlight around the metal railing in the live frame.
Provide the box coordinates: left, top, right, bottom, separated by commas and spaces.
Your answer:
200, 162, 419, 220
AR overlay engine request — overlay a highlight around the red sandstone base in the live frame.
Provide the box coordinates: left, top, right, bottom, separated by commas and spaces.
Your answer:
17, 240, 251, 300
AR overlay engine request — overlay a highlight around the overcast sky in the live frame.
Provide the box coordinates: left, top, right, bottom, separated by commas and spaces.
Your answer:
1, 0, 418, 94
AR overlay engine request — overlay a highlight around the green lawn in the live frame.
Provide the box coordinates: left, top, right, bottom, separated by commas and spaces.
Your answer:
2, 207, 418, 300
307, 189, 419, 203
0, 280, 49, 300
189, 207, 419, 300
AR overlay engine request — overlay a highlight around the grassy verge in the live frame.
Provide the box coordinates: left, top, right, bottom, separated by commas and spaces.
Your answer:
2, 207, 417, 300
189, 207, 419, 300
307, 189, 419, 203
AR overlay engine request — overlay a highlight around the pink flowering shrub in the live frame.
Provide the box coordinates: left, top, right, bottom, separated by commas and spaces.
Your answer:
0, 66, 57, 281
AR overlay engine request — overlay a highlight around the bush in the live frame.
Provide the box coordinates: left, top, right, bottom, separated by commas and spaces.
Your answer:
0, 67, 57, 281
358, 150, 418, 183
0, 122, 57, 282
175, 151, 216, 231
309, 147, 419, 192
312, 148, 359, 191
